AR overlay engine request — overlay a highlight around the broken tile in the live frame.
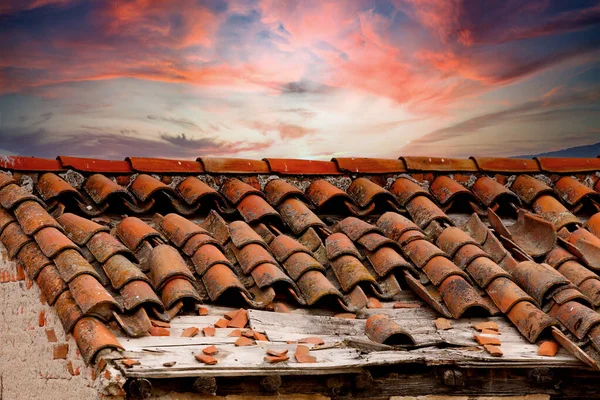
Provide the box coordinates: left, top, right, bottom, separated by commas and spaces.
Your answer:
214, 318, 229, 328
484, 344, 503, 357
474, 335, 501, 346
121, 359, 141, 368
241, 329, 255, 338
151, 320, 170, 328
198, 307, 209, 316
228, 329, 242, 337
224, 308, 242, 320
481, 329, 501, 335
267, 349, 289, 357
254, 331, 268, 341
149, 326, 170, 336
202, 345, 219, 356
227, 309, 248, 328
273, 302, 290, 313
367, 297, 382, 309
181, 327, 199, 338
294, 345, 317, 363
195, 354, 218, 365
299, 337, 325, 345
435, 318, 452, 330
538, 341, 559, 357
235, 337, 256, 346
264, 355, 289, 363
473, 321, 499, 332
163, 361, 177, 367
334, 313, 356, 319
202, 327, 216, 337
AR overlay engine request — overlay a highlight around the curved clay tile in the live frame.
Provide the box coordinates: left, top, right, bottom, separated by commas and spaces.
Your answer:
550, 301, 600, 340
192, 244, 233, 276
53, 249, 101, 283
438, 275, 493, 319
228, 220, 266, 248
269, 234, 311, 263
147, 244, 196, 290
532, 195, 579, 230
511, 174, 555, 205
57, 213, 109, 245
389, 177, 432, 207
402, 239, 446, 268
376, 212, 421, 242
509, 261, 570, 305
220, 178, 263, 205
233, 243, 278, 275
453, 243, 489, 269
0, 207, 15, 234
330, 255, 377, 293
251, 262, 296, 290
129, 174, 176, 202
282, 252, 326, 280
201, 263, 250, 303
405, 196, 453, 229
264, 179, 307, 206
176, 176, 223, 206
430, 175, 476, 207
422, 256, 469, 286
436, 226, 480, 258
305, 179, 352, 209
159, 213, 208, 248
34, 227, 80, 258
120, 280, 163, 311
0, 183, 44, 210
116, 216, 163, 250
465, 257, 511, 289
181, 233, 219, 256
334, 217, 380, 241
356, 232, 400, 252
14, 201, 62, 235
506, 300, 558, 342
486, 277, 535, 313
295, 270, 345, 307
86, 231, 135, 263
37, 173, 82, 202
472, 176, 521, 209
325, 233, 363, 260
54, 290, 84, 334
555, 176, 600, 209
277, 198, 326, 235
0, 172, 16, 189
365, 314, 415, 345
68, 274, 122, 321
365, 247, 413, 278
237, 195, 280, 224
127, 157, 202, 174
1, 222, 33, 258
102, 254, 150, 290
17, 241, 52, 280
346, 177, 399, 210
83, 174, 131, 204
36, 264, 67, 305
73, 317, 124, 365
333, 157, 406, 174
160, 278, 201, 309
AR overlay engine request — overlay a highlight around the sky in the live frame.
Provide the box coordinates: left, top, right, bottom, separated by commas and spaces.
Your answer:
0, 0, 599, 160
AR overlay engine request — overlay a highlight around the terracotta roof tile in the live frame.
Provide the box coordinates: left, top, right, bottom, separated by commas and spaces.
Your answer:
7, 154, 600, 369
36, 173, 80, 202
2, 222, 34, 258
333, 157, 406, 174
54, 290, 84, 333
130, 174, 175, 201
160, 278, 201, 308
264, 158, 341, 175
36, 264, 68, 305
278, 198, 326, 235
72, 317, 124, 365
536, 157, 600, 173
127, 157, 203, 173
365, 314, 415, 345
54, 249, 101, 283
400, 156, 478, 172
58, 156, 133, 173
0, 156, 63, 172
0, 183, 44, 210
58, 213, 109, 245
511, 175, 555, 205
116, 216, 163, 250
200, 157, 270, 173
120, 280, 163, 311
554, 176, 600, 207
17, 241, 52, 280
470, 157, 540, 173
148, 244, 196, 290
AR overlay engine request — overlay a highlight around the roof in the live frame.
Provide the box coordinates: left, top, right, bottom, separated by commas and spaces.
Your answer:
2, 155, 600, 388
